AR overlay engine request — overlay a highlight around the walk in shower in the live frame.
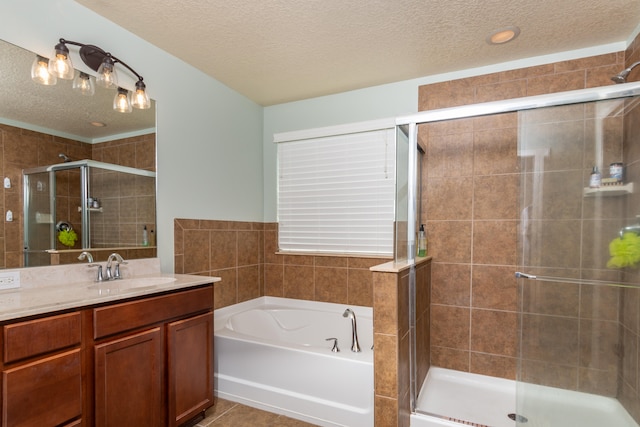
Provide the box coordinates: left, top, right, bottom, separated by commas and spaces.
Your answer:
23, 159, 156, 267
397, 82, 640, 426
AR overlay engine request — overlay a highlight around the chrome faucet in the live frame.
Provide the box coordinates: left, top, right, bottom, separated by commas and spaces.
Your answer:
343, 308, 361, 352
78, 251, 93, 263
105, 253, 127, 280
79, 251, 104, 282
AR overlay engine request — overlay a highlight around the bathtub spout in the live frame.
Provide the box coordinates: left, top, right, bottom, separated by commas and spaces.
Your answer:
342, 308, 361, 352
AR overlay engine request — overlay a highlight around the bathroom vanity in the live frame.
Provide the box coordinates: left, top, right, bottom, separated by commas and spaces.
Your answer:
0, 259, 217, 427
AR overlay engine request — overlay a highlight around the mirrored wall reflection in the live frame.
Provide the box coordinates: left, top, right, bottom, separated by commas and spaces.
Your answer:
24, 160, 156, 268
0, 38, 157, 268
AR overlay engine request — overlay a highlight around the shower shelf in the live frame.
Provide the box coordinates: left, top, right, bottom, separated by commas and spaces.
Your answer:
583, 182, 633, 197
77, 206, 103, 213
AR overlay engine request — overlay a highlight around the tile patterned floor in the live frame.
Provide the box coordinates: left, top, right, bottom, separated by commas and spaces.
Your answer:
196, 398, 319, 427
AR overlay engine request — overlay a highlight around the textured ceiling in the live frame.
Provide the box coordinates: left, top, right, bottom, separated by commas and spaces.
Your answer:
0, 40, 155, 142
75, 0, 640, 106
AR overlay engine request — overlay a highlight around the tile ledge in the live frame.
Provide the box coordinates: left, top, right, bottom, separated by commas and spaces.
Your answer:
370, 256, 432, 273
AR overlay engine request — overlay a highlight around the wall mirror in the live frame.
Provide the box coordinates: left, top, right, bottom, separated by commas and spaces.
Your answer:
0, 39, 157, 268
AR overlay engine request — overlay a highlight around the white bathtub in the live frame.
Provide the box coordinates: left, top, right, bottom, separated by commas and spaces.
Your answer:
214, 297, 374, 427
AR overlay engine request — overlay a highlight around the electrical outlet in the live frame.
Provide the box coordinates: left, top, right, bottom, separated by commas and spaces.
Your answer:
0, 271, 20, 290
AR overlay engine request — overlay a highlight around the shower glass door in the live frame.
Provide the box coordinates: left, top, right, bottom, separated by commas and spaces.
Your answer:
23, 170, 55, 266
516, 97, 640, 426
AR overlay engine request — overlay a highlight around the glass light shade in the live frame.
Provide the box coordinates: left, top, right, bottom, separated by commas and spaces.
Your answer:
113, 87, 132, 113
31, 56, 57, 85
96, 57, 118, 88
72, 72, 95, 96
47, 43, 74, 80
131, 80, 151, 109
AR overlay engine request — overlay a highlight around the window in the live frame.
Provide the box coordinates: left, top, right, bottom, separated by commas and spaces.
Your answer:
276, 121, 396, 256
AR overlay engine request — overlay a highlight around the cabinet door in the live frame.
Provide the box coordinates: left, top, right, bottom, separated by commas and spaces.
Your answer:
94, 328, 163, 427
167, 312, 214, 427
2, 348, 82, 427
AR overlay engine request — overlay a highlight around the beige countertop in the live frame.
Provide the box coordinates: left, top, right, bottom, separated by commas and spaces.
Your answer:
0, 258, 219, 322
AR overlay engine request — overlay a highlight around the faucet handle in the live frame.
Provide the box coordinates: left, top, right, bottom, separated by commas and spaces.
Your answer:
87, 264, 104, 282
325, 337, 340, 352
113, 261, 128, 280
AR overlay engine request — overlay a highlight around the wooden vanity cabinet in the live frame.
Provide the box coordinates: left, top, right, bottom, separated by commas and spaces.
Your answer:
0, 283, 214, 427
1, 312, 83, 427
92, 285, 214, 427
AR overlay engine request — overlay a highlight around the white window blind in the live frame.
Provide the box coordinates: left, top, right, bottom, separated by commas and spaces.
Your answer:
277, 127, 396, 255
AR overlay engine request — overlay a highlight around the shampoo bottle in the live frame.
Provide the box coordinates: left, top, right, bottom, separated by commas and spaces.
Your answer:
142, 225, 149, 246
418, 224, 427, 257
589, 166, 601, 188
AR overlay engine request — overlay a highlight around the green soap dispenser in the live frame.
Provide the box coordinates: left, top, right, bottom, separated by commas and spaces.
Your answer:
418, 224, 427, 257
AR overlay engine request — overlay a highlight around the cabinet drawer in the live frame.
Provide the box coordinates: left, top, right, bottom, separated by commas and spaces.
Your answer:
93, 285, 213, 339
3, 348, 82, 427
4, 312, 81, 363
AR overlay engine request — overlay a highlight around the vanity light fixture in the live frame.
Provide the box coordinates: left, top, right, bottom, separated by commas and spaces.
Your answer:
486, 26, 521, 45
30, 56, 57, 85
31, 38, 150, 112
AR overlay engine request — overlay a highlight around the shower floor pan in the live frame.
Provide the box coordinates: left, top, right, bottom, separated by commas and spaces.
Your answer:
411, 367, 638, 427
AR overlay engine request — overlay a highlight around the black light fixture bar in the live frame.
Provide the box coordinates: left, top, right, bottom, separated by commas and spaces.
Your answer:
58, 38, 145, 85
33, 38, 151, 112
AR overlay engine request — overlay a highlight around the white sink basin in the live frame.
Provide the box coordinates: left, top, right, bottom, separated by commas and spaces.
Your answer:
88, 276, 177, 292
117, 277, 177, 288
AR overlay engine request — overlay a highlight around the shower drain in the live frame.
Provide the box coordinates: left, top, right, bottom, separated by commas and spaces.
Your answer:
508, 413, 529, 423
444, 416, 489, 427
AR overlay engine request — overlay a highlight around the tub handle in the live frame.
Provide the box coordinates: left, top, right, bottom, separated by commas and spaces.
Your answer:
325, 337, 340, 352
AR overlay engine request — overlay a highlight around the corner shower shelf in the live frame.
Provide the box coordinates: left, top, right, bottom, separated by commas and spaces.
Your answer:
77, 206, 103, 213
583, 182, 633, 197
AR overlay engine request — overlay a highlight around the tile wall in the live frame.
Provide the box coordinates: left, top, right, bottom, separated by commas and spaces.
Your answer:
174, 218, 428, 427
174, 220, 388, 310
418, 51, 625, 381
619, 33, 640, 422
0, 124, 155, 268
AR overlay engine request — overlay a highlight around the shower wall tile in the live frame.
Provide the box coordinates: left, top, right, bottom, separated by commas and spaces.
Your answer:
469, 353, 517, 380
425, 131, 474, 178
472, 220, 517, 265
520, 359, 578, 390
526, 70, 586, 96
521, 314, 580, 365
521, 281, 580, 317
419, 51, 624, 388
431, 263, 470, 306
431, 305, 470, 350
475, 79, 526, 103
579, 283, 619, 321
424, 177, 473, 220
424, 221, 472, 263
430, 346, 469, 372
471, 265, 518, 311
470, 309, 518, 357
473, 174, 518, 220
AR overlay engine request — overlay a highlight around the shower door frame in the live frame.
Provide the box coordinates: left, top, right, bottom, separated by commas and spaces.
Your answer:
395, 81, 640, 414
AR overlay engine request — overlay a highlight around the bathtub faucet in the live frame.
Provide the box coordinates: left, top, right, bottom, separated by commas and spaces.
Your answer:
342, 308, 361, 352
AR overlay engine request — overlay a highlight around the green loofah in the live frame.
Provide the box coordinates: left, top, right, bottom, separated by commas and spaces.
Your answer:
607, 232, 640, 268
58, 229, 78, 247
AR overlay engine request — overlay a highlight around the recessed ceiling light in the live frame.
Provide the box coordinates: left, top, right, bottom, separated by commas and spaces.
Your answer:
90, 121, 106, 127
487, 26, 521, 45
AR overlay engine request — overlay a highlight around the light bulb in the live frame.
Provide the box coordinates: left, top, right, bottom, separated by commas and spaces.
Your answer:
72, 72, 95, 96
131, 80, 151, 109
113, 87, 132, 113
96, 56, 118, 88
47, 42, 74, 80
31, 56, 57, 85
